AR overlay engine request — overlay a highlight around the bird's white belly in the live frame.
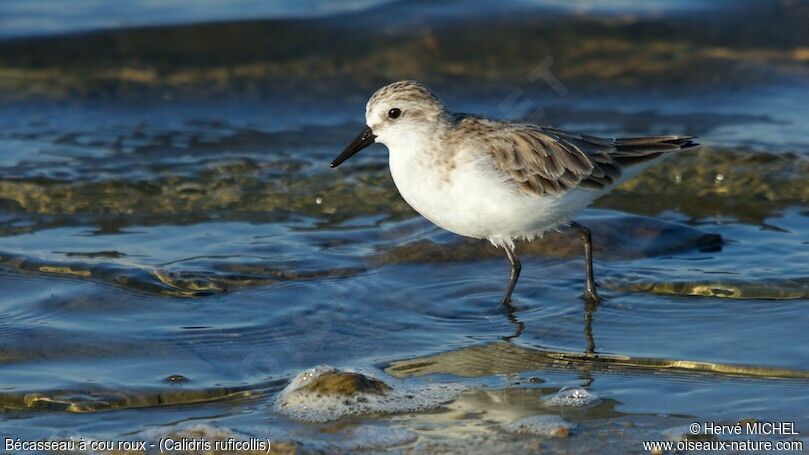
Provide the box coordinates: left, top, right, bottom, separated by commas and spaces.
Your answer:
389, 152, 600, 245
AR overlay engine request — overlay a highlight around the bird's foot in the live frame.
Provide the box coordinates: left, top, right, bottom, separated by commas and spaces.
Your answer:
501, 297, 529, 311
584, 289, 602, 305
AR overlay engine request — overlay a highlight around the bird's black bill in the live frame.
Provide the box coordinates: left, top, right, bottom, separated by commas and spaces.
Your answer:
331, 126, 376, 168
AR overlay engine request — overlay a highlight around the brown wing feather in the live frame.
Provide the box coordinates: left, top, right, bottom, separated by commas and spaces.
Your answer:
456, 116, 698, 196
610, 136, 699, 166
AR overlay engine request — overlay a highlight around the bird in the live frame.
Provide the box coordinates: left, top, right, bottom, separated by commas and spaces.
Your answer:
331, 80, 698, 305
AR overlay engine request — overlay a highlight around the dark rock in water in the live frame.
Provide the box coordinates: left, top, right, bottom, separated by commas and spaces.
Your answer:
273, 366, 466, 422
0, 249, 364, 298
600, 149, 809, 225
372, 212, 722, 265
300, 371, 392, 396
1, 384, 258, 412
386, 342, 809, 380
606, 276, 809, 300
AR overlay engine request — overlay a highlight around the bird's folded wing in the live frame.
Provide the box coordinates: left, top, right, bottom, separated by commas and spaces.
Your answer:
462, 117, 621, 196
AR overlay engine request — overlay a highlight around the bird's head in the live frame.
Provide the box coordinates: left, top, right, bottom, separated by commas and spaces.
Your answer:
331, 80, 447, 168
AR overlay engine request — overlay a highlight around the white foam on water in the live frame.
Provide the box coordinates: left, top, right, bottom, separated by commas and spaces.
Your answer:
244, 421, 414, 451
237, 425, 292, 442
335, 424, 418, 450
541, 385, 601, 407
66, 424, 261, 455
501, 414, 575, 437
662, 424, 701, 442
138, 423, 250, 442
272, 365, 467, 422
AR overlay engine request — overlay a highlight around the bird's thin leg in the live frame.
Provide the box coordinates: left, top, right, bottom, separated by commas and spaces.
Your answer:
571, 221, 600, 304
501, 244, 521, 306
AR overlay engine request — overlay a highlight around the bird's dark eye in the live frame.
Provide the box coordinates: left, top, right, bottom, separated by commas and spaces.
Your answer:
387, 108, 402, 119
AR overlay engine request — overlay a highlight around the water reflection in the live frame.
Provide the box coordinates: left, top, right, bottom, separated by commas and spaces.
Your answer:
501, 301, 525, 341
502, 295, 596, 354
584, 300, 597, 354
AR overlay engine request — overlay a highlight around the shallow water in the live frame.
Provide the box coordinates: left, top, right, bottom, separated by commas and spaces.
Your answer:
0, 1, 808, 453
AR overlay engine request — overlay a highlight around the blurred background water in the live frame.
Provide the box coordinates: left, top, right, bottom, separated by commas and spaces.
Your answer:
0, 0, 807, 452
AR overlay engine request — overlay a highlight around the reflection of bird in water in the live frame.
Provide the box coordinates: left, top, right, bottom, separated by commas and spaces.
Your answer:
584, 300, 597, 354
499, 299, 597, 356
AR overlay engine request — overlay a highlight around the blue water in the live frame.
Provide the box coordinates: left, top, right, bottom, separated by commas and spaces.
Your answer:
0, 0, 806, 451
0, 0, 729, 38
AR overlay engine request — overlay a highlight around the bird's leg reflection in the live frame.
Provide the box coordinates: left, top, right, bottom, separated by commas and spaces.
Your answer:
584, 299, 597, 354
579, 300, 599, 385
501, 300, 525, 341
498, 283, 598, 347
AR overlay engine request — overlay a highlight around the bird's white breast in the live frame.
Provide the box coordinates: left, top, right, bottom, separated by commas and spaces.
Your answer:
387, 144, 604, 246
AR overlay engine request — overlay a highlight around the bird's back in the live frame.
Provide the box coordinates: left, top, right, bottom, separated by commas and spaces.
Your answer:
451, 114, 699, 197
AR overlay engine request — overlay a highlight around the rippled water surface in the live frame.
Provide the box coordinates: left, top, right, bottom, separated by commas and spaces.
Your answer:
0, 0, 807, 452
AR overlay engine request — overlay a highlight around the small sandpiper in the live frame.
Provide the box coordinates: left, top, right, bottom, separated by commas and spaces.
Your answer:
331, 80, 698, 305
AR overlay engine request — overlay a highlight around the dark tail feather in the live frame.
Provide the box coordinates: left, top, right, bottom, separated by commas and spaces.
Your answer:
610, 136, 699, 166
